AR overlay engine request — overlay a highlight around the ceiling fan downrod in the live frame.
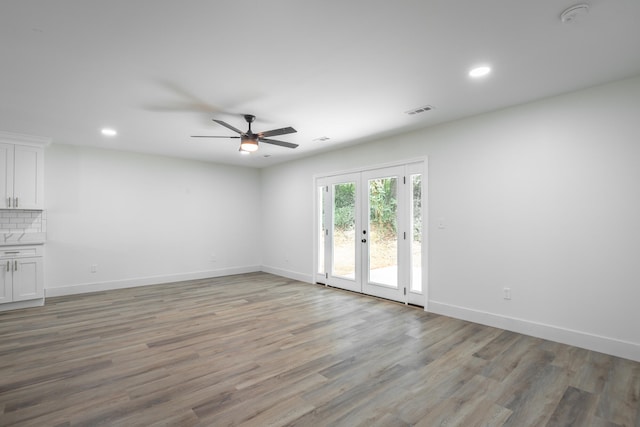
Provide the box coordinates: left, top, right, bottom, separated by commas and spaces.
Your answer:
244, 114, 255, 134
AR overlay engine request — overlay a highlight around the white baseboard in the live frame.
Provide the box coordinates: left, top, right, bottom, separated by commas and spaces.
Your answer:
260, 265, 313, 284
428, 300, 640, 363
45, 265, 261, 297
0, 298, 45, 312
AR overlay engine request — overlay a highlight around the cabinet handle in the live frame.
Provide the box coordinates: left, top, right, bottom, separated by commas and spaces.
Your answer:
14, 260, 17, 271
6, 197, 11, 208
14, 197, 18, 208
5, 261, 9, 271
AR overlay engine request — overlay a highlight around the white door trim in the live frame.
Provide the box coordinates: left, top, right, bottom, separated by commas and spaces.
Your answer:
313, 158, 428, 307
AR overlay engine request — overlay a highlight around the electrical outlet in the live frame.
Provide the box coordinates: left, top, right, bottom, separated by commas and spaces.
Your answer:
91, 264, 98, 273
503, 287, 511, 300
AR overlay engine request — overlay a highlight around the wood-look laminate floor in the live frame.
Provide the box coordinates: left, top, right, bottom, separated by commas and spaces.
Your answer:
1, 273, 638, 426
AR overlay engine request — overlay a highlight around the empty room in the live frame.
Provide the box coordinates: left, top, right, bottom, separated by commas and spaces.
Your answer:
1, 1, 639, 426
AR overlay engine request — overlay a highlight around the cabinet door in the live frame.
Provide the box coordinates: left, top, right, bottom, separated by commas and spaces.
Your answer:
0, 260, 13, 303
0, 143, 14, 208
12, 257, 43, 301
13, 145, 44, 209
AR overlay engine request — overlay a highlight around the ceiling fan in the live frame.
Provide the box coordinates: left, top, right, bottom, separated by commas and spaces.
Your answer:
192, 114, 298, 152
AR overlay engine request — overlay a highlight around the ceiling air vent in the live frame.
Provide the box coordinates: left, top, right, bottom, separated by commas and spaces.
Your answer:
405, 105, 434, 115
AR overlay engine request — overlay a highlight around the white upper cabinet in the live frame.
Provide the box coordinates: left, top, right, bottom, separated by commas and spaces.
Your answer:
0, 132, 49, 210
0, 143, 13, 209
12, 144, 44, 209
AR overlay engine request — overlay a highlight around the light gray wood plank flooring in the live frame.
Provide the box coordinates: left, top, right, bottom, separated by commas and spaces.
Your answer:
1, 272, 638, 426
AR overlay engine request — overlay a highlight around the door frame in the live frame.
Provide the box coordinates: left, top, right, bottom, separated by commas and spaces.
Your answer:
313, 157, 428, 308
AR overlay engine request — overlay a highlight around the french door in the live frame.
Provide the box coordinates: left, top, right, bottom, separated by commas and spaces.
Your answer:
316, 162, 425, 306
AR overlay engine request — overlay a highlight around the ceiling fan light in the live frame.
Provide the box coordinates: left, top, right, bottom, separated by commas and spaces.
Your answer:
240, 136, 259, 152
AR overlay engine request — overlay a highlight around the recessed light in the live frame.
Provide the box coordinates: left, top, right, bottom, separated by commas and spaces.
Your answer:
101, 128, 117, 136
469, 66, 491, 78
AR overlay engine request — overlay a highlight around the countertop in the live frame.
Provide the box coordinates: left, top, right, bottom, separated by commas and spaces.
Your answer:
1, 232, 46, 246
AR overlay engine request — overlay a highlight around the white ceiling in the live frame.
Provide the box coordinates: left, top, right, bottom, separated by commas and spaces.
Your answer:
1, 1, 639, 168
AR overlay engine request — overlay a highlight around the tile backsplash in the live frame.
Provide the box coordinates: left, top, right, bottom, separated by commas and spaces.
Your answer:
0, 211, 47, 233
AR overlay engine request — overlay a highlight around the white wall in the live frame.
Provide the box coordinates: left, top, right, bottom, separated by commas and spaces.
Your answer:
260, 75, 640, 361
44, 144, 261, 295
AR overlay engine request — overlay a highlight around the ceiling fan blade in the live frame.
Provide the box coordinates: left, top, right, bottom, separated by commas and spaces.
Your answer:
213, 119, 244, 134
191, 135, 241, 139
259, 126, 297, 138
261, 138, 299, 149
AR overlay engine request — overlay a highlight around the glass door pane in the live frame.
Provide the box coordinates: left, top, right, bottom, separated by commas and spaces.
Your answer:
362, 166, 405, 303
332, 182, 356, 280
368, 176, 398, 288
317, 186, 325, 277
410, 173, 422, 292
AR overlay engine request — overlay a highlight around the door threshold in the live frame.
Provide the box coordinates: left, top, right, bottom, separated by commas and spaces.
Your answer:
315, 282, 423, 309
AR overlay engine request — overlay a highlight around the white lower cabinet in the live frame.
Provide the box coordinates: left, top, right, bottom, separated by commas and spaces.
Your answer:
0, 245, 44, 306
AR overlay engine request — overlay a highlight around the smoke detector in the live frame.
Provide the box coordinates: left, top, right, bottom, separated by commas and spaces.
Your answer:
560, 4, 590, 23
